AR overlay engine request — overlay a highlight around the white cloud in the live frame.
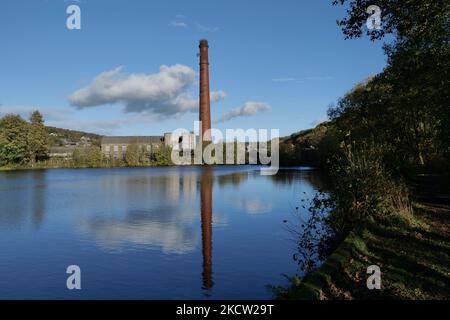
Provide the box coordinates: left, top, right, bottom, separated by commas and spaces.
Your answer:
58, 119, 125, 135
304, 76, 332, 81
215, 101, 271, 123
195, 23, 219, 33
52, 113, 173, 136
210, 90, 226, 102
2, 90, 226, 136
272, 78, 296, 82
0, 105, 129, 135
69, 65, 195, 113
77, 208, 198, 254
0, 105, 73, 122
169, 21, 187, 28
69, 65, 226, 117
237, 198, 272, 214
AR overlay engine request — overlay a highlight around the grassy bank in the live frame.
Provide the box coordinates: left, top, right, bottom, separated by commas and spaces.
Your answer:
278, 175, 450, 300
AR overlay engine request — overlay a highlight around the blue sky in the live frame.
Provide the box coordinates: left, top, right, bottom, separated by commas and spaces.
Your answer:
0, 0, 387, 137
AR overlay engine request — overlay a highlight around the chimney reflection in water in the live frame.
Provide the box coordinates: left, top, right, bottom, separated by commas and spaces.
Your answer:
200, 166, 213, 291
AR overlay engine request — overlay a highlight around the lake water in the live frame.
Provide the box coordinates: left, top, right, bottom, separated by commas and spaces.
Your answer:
0, 166, 324, 299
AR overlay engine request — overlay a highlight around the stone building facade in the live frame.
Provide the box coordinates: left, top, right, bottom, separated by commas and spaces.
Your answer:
101, 133, 198, 160
101, 136, 164, 160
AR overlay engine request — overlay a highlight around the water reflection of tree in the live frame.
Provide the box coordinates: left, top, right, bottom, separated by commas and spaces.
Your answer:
0, 170, 47, 229
31, 170, 47, 229
302, 170, 330, 192
216, 172, 248, 188
269, 170, 298, 185
270, 169, 330, 191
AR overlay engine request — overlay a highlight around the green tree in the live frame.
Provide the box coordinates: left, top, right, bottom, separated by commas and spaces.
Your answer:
153, 145, 173, 166
125, 143, 142, 166
28, 110, 49, 163
72, 147, 86, 166
0, 115, 30, 166
332, 0, 448, 48
86, 146, 103, 168
332, 0, 450, 165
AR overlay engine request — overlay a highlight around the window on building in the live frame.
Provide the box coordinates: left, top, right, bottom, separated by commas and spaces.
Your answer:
122, 145, 127, 152
113, 145, 119, 152
105, 145, 110, 152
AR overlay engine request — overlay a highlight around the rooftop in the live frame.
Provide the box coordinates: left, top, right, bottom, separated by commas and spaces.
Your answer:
101, 136, 164, 144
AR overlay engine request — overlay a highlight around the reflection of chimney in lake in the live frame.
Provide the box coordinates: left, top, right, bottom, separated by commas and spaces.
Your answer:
200, 166, 213, 290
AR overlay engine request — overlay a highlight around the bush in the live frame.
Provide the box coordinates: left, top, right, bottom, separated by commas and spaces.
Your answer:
125, 143, 146, 166
86, 146, 103, 167
72, 146, 103, 167
324, 143, 412, 235
153, 145, 173, 166
72, 147, 86, 166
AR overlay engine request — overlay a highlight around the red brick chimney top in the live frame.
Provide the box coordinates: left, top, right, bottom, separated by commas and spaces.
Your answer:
199, 39, 209, 47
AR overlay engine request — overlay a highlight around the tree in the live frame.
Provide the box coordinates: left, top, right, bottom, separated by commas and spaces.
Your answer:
72, 147, 86, 166
125, 143, 142, 166
332, 0, 449, 49
28, 110, 49, 163
331, 0, 450, 168
86, 146, 103, 167
0, 115, 30, 165
153, 145, 173, 166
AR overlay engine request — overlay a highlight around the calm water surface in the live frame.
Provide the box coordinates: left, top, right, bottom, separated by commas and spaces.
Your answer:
0, 166, 324, 299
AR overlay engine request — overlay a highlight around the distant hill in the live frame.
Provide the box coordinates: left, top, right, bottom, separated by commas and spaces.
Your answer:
280, 122, 338, 166
281, 122, 329, 149
46, 126, 102, 147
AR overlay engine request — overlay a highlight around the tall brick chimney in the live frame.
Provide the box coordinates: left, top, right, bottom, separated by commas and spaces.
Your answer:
199, 39, 212, 142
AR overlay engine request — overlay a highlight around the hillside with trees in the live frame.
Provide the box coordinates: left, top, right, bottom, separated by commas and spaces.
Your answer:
279, 122, 340, 167
46, 126, 102, 147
